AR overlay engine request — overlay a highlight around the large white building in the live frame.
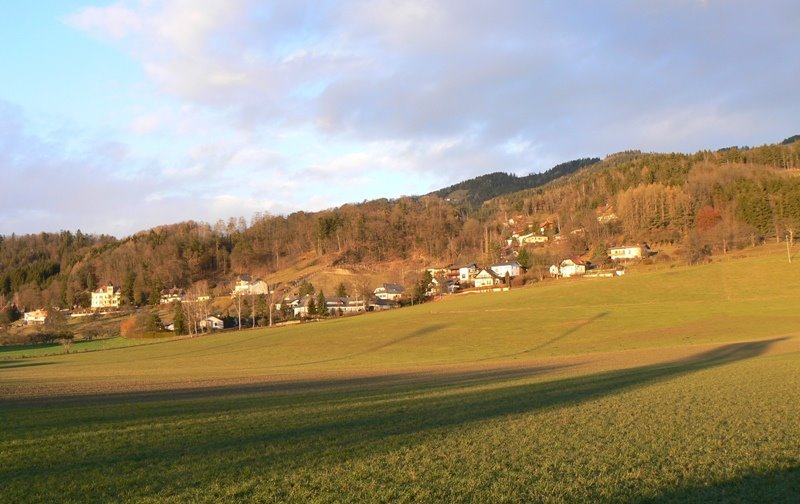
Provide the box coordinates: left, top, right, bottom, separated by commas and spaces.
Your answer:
232, 275, 271, 296
91, 283, 121, 309
609, 245, 645, 261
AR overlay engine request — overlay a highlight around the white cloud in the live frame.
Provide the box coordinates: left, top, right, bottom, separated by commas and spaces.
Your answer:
66, 3, 142, 40
8, 0, 796, 236
129, 112, 161, 134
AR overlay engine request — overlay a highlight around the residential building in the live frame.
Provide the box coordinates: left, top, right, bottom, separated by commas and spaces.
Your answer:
232, 274, 252, 295
517, 233, 549, 245
23, 309, 47, 325
458, 264, 479, 285
91, 283, 121, 309
232, 275, 271, 296
325, 297, 367, 315
160, 288, 185, 304
426, 266, 451, 278
427, 277, 457, 296
490, 261, 522, 279
560, 258, 587, 278
369, 298, 400, 311
609, 245, 645, 261
200, 316, 224, 331
374, 284, 405, 301
474, 269, 502, 288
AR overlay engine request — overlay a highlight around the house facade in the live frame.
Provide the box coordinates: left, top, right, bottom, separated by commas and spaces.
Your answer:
374, 284, 404, 301
458, 264, 479, 285
233, 275, 270, 296
609, 245, 644, 261
232, 274, 252, 295
326, 297, 367, 315
474, 269, 502, 288
292, 296, 366, 317
517, 233, 549, 245
200, 316, 224, 330
249, 280, 271, 295
490, 261, 521, 279
559, 258, 586, 278
426, 266, 451, 278
160, 288, 185, 304
91, 283, 121, 309
23, 309, 47, 325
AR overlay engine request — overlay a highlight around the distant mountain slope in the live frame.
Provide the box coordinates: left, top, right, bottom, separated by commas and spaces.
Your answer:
430, 158, 600, 207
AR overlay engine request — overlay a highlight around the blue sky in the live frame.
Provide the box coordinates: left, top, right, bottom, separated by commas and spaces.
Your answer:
2, 1, 799, 236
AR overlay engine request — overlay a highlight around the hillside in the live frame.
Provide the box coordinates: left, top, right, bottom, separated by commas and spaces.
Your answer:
2, 138, 800, 317
429, 157, 600, 207
489, 141, 800, 254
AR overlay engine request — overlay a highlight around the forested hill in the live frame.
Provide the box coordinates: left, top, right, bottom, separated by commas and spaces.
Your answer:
489, 139, 800, 252
2, 138, 800, 314
430, 158, 600, 207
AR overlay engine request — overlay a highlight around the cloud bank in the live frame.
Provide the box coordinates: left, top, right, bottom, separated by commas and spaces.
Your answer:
2, 0, 798, 235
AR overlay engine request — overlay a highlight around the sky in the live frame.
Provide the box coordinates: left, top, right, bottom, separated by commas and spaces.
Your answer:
1, 1, 799, 237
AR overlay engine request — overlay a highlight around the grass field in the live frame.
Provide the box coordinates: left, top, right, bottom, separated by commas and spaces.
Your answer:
2, 248, 799, 502
0, 335, 182, 360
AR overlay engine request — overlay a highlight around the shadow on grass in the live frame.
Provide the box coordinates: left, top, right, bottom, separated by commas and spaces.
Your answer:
0, 337, 787, 502
1, 360, 568, 408
0, 343, 60, 354
479, 310, 610, 361
290, 323, 449, 366
640, 465, 800, 503
0, 360, 56, 370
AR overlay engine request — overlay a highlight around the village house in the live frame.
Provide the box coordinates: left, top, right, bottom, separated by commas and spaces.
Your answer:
369, 298, 399, 311
426, 266, 451, 278
491, 261, 522, 279
474, 268, 503, 288
427, 277, 457, 296
609, 245, 647, 261
199, 316, 224, 331
231, 275, 271, 296
457, 264, 479, 286
91, 282, 121, 309
559, 258, 587, 278
326, 297, 367, 315
159, 288, 185, 304
517, 233, 549, 245
288, 295, 313, 317
539, 218, 558, 234
292, 296, 366, 317
232, 274, 252, 295
23, 309, 48, 325
374, 284, 405, 301
248, 279, 271, 295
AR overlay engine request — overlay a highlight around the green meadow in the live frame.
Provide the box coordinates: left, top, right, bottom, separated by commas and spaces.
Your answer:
2, 249, 799, 502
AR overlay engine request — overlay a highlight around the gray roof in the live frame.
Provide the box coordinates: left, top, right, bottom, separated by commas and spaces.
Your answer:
380, 283, 405, 293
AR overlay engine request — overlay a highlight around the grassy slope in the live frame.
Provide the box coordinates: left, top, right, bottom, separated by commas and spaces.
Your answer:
1, 247, 799, 502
